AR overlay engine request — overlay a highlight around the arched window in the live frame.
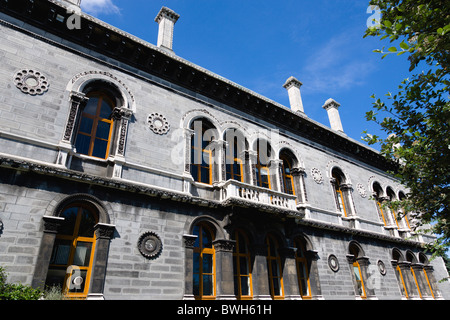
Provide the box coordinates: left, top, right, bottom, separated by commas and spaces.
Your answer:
406, 251, 423, 298
392, 249, 409, 298
45, 203, 98, 299
232, 229, 253, 300
280, 151, 295, 196
190, 119, 216, 185
373, 182, 388, 226
349, 243, 367, 299
266, 234, 284, 299
331, 168, 348, 216
387, 187, 399, 227
255, 139, 272, 189
419, 253, 436, 299
74, 91, 114, 159
224, 129, 245, 182
398, 192, 411, 229
294, 237, 311, 299
193, 222, 216, 300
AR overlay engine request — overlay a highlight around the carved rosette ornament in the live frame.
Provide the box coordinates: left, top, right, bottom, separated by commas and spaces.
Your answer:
357, 183, 367, 198
311, 168, 324, 184
14, 69, 49, 95
148, 112, 170, 135
138, 231, 163, 260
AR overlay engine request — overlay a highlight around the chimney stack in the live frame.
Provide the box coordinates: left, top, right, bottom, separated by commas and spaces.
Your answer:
155, 7, 180, 52
283, 76, 305, 114
322, 98, 344, 133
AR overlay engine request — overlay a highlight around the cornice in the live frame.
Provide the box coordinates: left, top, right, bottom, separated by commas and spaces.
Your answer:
0, 0, 398, 173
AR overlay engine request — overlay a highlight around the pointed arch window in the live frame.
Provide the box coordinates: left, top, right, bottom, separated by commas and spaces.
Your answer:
74, 92, 114, 159
45, 203, 98, 299
266, 234, 284, 300
419, 253, 436, 299
294, 237, 311, 299
193, 223, 216, 300
232, 229, 253, 300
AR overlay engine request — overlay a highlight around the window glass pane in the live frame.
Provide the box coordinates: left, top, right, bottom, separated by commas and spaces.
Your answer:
239, 257, 249, 275
73, 242, 93, 267
92, 139, 108, 158
84, 98, 99, 115
50, 239, 72, 265
193, 225, 200, 247
96, 121, 111, 140
75, 134, 91, 156
79, 117, 93, 134
202, 275, 213, 295
77, 208, 97, 237
240, 277, 249, 296
67, 269, 87, 293
200, 167, 210, 184
203, 254, 213, 274
59, 207, 79, 236
191, 165, 199, 183
99, 99, 113, 118
272, 276, 281, 296
45, 267, 66, 289
202, 227, 213, 248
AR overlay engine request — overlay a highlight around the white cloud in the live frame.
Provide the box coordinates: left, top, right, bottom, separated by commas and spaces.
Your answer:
301, 32, 376, 95
81, 0, 120, 15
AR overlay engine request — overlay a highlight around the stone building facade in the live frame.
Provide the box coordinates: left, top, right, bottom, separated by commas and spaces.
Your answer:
0, 0, 449, 300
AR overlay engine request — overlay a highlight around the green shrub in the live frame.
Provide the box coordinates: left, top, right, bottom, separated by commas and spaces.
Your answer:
0, 267, 42, 300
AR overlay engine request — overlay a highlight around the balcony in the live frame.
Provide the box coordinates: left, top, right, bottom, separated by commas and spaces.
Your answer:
220, 180, 302, 218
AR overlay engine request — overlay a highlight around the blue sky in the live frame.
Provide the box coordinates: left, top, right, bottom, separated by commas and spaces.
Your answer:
80, 0, 412, 149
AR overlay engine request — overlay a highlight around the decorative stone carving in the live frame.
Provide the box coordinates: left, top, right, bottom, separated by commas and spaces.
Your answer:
328, 254, 340, 272
138, 231, 163, 259
311, 168, 323, 184
377, 260, 387, 275
148, 112, 170, 135
14, 69, 49, 95
357, 183, 367, 198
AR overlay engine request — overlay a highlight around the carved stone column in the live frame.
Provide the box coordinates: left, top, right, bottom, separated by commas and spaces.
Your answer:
110, 107, 133, 178
88, 223, 116, 300
32, 216, 65, 289
57, 91, 88, 168
398, 262, 419, 299
279, 247, 301, 300
183, 234, 198, 300
213, 239, 236, 300
251, 243, 271, 300
291, 167, 307, 203
306, 250, 323, 299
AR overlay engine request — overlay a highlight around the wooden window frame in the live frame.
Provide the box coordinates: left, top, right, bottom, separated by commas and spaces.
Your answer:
233, 229, 253, 300
266, 234, 284, 300
281, 156, 296, 196
47, 204, 98, 299
75, 92, 114, 160
193, 223, 216, 300
294, 239, 311, 299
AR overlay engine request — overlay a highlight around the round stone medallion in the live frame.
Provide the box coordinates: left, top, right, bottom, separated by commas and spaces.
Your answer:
138, 231, 163, 260
328, 254, 340, 272
148, 112, 170, 135
14, 69, 49, 95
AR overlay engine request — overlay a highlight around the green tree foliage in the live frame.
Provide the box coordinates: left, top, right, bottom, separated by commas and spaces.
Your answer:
363, 0, 450, 257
